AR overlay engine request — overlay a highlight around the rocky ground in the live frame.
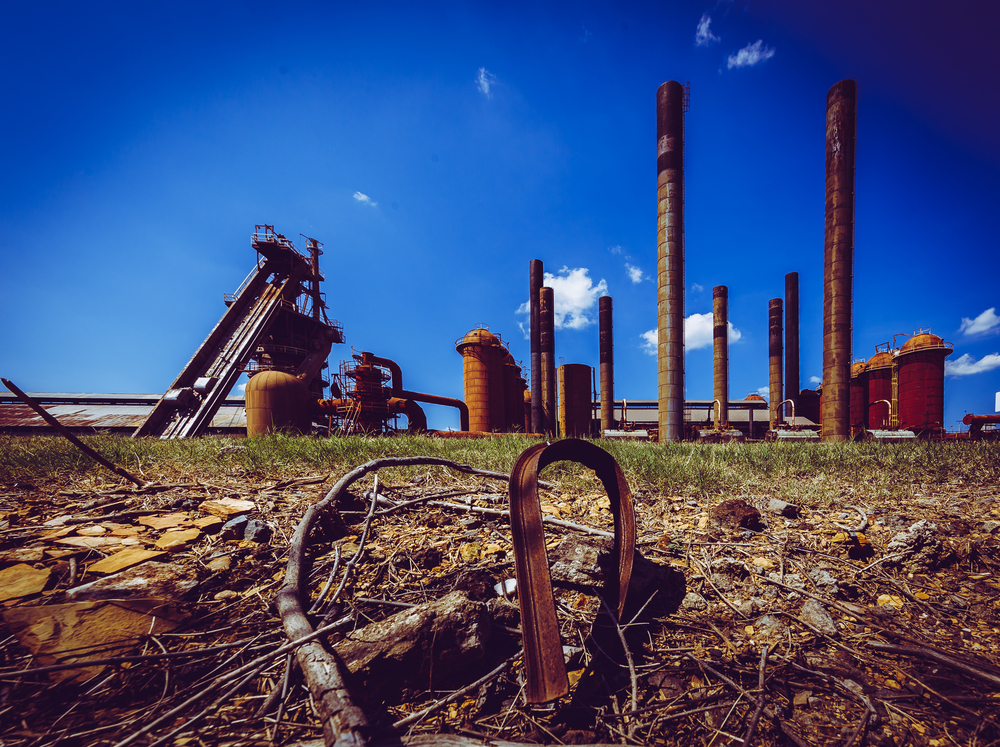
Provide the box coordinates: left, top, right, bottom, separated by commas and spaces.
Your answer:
1, 457, 999, 747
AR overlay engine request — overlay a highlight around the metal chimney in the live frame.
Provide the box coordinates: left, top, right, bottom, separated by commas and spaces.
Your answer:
599, 296, 614, 435
785, 272, 799, 420
657, 81, 686, 442
713, 286, 728, 429
539, 286, 556, 435
530, 259, 543, 433
822, 80, 857, 441
769, 299, 783, 430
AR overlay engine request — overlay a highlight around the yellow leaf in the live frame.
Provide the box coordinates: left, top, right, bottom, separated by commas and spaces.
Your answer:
877, 594, 905, 608
914, 591, 930, 600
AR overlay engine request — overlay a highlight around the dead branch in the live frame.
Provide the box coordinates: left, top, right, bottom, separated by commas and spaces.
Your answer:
2, 377, 146, 487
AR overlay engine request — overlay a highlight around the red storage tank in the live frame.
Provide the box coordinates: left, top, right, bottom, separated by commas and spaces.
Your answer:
866, 346, 894, 430
850, 361, 868, 437
896, 330, 953, 435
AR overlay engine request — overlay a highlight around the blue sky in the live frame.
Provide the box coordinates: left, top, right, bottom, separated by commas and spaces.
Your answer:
2, 1, 998, 431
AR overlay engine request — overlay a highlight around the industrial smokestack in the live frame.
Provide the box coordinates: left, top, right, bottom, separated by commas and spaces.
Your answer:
599, 296, 614, 434
530, 259, 543, 433
785, 272, 799, 421
712, 286, 728, 429
539, 286, 556, 435
657, 80, 686, 443
822, 80, 857, 442
769, 299, 783, 430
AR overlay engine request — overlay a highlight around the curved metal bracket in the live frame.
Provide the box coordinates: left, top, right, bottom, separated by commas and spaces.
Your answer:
508, 438, 636, 703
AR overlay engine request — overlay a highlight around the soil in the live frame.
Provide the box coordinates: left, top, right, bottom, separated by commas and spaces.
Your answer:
1, 463, 999, 747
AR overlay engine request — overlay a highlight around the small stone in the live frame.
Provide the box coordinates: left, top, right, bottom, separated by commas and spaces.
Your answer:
458, 542, 481, 563
767, 498, 800, 519
800, 599, 838, 636
207, 555, 232, 571
243, 519, 272, 544
682, 592, 708, 610
983, 520, 1000, 534
76, 525, 107, 536
198, 497, 255, 519
220, 515, 249, 541
711, 499, 764, 531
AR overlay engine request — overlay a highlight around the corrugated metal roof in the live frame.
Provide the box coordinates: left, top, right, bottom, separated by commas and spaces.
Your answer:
0, 401, 246, 431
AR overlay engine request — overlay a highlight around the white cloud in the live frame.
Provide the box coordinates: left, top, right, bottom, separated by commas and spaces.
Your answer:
237, 382, 247, 393
608, 245, 623, 255
546, 267, 607, 329
756, 386, 770, 400
626, 264, 644, 284
809, 375, 822, 385
640, 329, 658, 356
691, 283, 704, 293
959, 307, 1000, 336
476, 67, 497, 98
516, 266, 607, 330
695, 14, 720, 46
640, 315, 742, 355
727, 40, 776, 69
945, 352, 1000, 377
353, 191, 377, 207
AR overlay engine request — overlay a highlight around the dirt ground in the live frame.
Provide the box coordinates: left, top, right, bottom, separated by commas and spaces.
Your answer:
1, 460, 999, 747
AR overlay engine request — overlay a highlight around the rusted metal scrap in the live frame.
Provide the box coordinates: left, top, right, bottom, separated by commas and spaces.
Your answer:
508, 438, 636, 703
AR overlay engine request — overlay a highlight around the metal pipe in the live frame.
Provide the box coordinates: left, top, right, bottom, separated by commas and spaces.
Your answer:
599, 296, 614, 434
776, 398, 795, 429
539, 286, 556, 435
822, 80, 857, 442
366, 353, 470, 431
657, 80, 685, 443
869, 399, 892, 420
712, 286, 728, 429
768, 298, 783, 430
784, 272, 799, 420
530, 259, 543, 433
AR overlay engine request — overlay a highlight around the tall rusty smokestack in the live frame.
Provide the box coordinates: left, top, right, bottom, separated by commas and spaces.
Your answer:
539, 285, 556, 435
822, 80, 857, 441
712, 286, 728, 429
657, 81, 686, 443
530, 259, 543, 433
769, 299, 783, 430
599, 296, 614, 434
785, 272, 799, 420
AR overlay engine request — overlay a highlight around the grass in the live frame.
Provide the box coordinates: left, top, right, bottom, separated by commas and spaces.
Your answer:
2, 434, 998, 505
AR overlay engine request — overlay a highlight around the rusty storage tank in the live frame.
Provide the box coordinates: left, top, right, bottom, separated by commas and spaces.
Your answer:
501, 350, 523, 431
456, 327, 506, 432
866, 346, 894, 430
896, 330, 952, 435
798, 388, 821, 425
849, 361, 868, 437
246, 370, 312, 436
558, 364, 592, 437
523, 387, 532, 433
348, 354, 392, 432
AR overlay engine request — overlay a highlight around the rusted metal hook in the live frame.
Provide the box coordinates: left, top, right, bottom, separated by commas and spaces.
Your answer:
508, 438, 636, 703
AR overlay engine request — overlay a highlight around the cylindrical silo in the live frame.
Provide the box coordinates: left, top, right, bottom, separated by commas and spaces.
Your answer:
798, 388, 821, 426
540, 286, 556, 435
530, 259, 543, 433
502, 350, 522, 432
896, 331, 952, 435
866, 347, 894, 430
768, 299, 783, 430
246, 370, 312, 436
558, 364, 592, 438
657, 80, 686, 442
821, 80, 857, 442
849, 361, 868, 437
713, 286, 729, 429
785, 272, 799, 420
456, 327, 504, 432
599, 296, 614, 434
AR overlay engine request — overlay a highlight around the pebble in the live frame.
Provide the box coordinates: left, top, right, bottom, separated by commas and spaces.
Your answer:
244, 519, 272, 544
220, 515, 249, 541
800, 599, 838, 636
983, 520, 1000, 534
